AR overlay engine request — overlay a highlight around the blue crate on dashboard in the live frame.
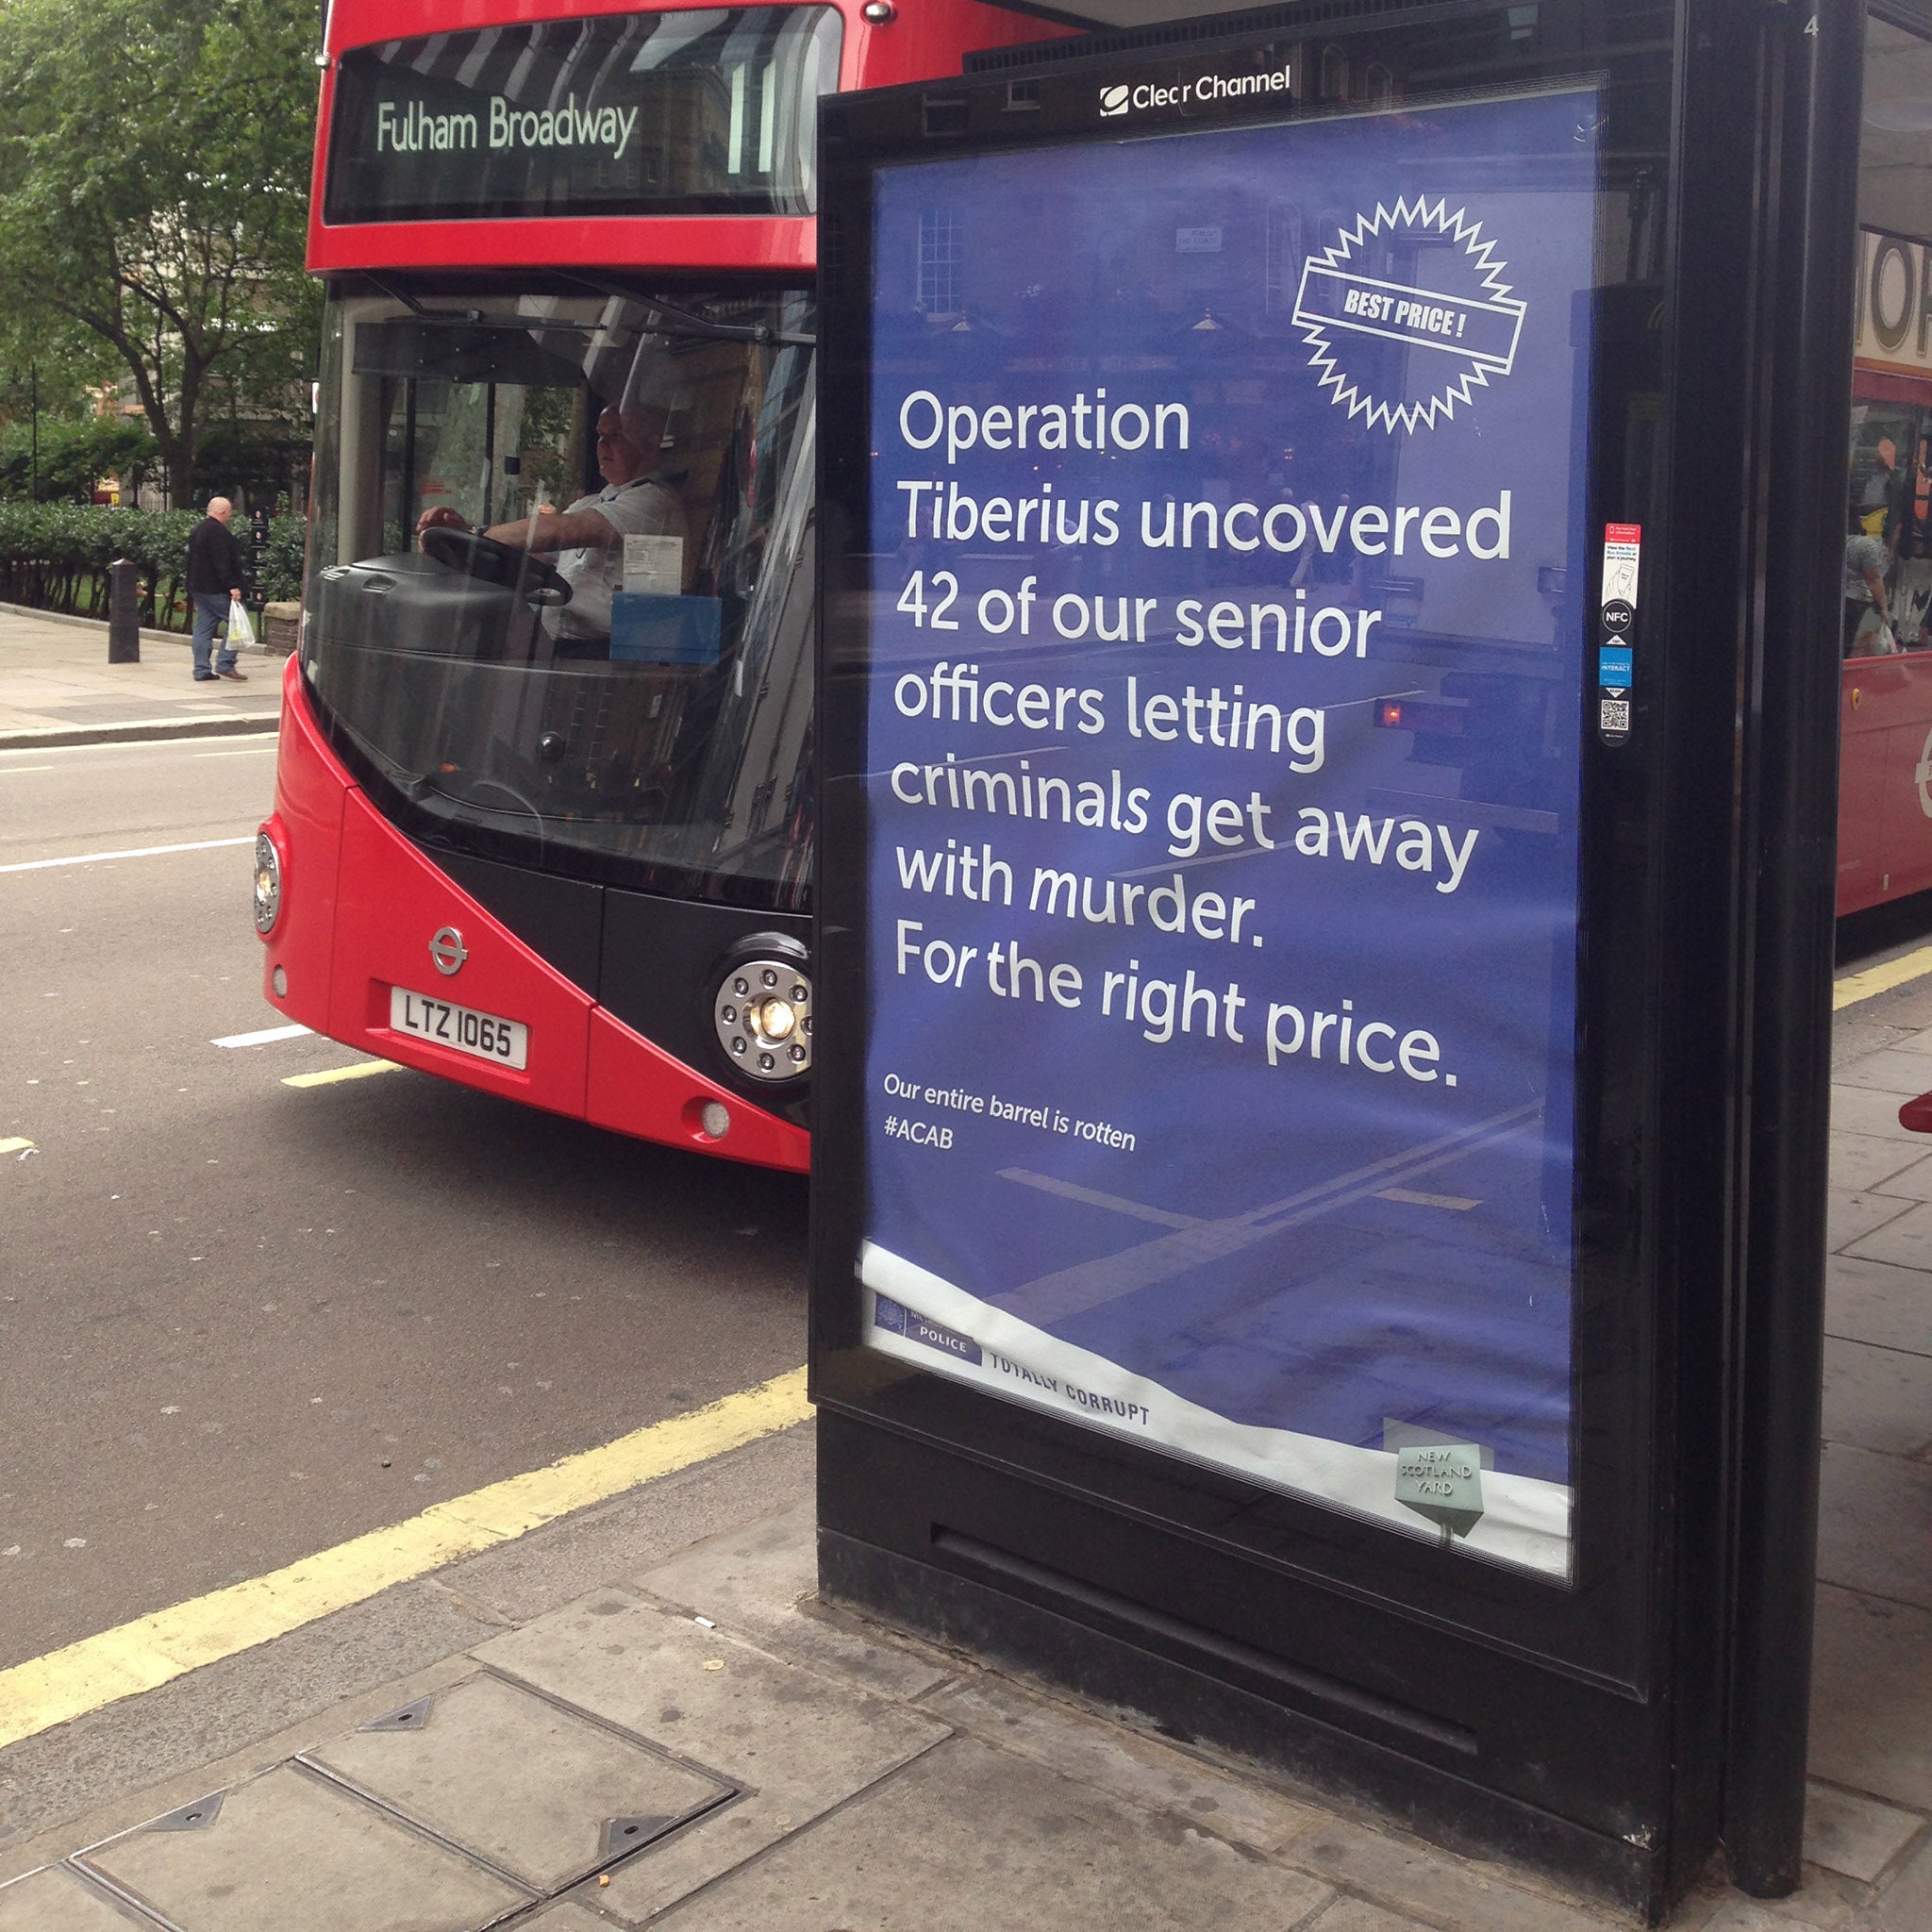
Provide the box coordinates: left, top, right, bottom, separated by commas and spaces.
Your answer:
609, 592, 723, 666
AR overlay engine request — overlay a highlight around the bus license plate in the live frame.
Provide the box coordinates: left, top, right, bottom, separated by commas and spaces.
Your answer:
389, 986, 528, 1070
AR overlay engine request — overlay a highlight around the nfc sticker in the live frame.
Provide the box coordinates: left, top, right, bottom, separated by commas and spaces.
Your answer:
1599, 524, 1641, 745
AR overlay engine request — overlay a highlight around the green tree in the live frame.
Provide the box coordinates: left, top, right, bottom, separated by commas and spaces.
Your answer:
0, 415, 158, 501
0, 0, 321, 505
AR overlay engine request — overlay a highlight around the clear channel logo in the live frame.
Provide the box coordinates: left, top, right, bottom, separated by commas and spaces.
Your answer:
1097, 64, 1293, 120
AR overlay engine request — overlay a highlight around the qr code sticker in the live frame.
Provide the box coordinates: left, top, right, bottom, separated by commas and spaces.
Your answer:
1599, 698, 1630, 732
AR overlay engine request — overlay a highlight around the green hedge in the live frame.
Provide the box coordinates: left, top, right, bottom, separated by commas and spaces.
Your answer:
0, 504, 307, 629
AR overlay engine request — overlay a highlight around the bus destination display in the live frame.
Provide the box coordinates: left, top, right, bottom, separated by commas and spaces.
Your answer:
858, 91, 1600, 1581
325, 7, 841, 224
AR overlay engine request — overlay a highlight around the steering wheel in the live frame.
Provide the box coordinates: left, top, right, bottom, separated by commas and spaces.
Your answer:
422, 525, 573, 608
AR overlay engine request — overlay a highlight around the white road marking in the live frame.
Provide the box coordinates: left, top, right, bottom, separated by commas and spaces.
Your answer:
0, 836, 252, 875
212, 1024, 311, 1049
0, 766, 55, 775
192, 746, 277, 758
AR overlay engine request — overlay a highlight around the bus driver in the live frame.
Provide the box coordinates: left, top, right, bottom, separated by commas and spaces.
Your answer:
415, 402, 687, 650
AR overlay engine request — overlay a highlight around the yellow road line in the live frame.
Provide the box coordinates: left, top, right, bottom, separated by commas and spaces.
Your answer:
282, 1060, 400, 1089
0, 1137, 35, 1156
0, 1367, 810, 1750
1835, 945, 1932, 1011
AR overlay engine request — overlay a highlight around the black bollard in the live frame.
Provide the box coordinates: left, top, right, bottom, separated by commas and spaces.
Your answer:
107, 558, 140, 664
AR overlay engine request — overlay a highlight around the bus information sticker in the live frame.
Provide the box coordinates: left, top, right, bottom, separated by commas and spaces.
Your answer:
1599, 523, 1641, 744
855, 90, 1598, 1581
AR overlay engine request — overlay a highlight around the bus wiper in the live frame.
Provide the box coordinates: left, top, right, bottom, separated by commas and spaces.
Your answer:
369, 275, 485, 325
640, 295, 818, 350
563, 275, 818, 348
377, 291, 816, 351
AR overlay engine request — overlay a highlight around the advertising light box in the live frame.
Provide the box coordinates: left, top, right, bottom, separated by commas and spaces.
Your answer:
850, 89, 1598, 1582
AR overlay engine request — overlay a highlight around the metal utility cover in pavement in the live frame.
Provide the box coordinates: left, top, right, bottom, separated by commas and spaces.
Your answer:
0, 1865, 161, 1932
76, 1764, 527, 1932
306, 1672, 733, 1893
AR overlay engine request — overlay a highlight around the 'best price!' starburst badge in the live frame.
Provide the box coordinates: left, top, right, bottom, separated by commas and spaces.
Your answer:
1291, 198, 1526, 435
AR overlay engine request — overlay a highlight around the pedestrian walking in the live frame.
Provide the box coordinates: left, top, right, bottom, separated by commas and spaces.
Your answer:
186, 497, 249, 682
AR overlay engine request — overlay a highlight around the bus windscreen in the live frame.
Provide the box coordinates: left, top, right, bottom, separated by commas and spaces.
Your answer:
304, 285, 818, 911
325, 7, 841, 224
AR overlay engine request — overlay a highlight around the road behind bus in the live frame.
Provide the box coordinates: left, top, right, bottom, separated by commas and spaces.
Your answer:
0, 659, 809, 1674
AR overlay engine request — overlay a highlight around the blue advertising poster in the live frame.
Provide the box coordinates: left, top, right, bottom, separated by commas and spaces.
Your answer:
859, 90, 1598, 1581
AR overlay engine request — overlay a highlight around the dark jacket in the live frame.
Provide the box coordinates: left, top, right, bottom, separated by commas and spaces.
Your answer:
185, 515, 244, 596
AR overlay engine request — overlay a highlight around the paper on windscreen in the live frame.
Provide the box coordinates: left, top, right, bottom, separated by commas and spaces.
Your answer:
624, 534, 684, 595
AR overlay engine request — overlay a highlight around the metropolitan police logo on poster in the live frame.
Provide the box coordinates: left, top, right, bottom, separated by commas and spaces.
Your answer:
1291, 199, 1527, 433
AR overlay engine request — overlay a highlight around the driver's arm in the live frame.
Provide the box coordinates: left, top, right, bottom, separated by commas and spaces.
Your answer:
417, 505, 619, 552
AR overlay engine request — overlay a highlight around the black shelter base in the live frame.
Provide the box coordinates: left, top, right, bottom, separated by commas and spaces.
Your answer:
817, 1424, 1670, 1924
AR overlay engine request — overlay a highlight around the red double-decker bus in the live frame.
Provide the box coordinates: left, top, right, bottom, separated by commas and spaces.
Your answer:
1840, 235, 1932, 914
256, 0, 1067, 1169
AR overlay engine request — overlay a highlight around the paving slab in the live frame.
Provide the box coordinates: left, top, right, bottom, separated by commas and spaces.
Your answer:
632, 1505, 953, 1700
308, 1671, 729, 1894
77, 1765, 526, 1932
1802, 1782, 1924, 1884
1827, 1190, 1916, 1249
1691, 1904, 1843, 1932
475, 1590, 949, 1924
1852, 1826, 1932, 1929
1824, 1254, 1932, 1356
1810, 1584, 1932, 1810
1842, 1197, 1932, 1272
0, 1865, 159, 1932
1833, 1051, 1932, 1097
923, 1671, 1315, 1856
1831, 1135, 1929, 1193
1820, 1338, 1932, 1456
1862, 1149, 1932, 1200
438, 1425, 816, 1630
1672, 1868, 1864, 1931
646, 1733, 1335, 1932
1816, 1444, 1932, 1610
1311, 1899, 1441, 1932
1287, 1818, 1617, 1932
1828, 1087, 1929, 1144
519, 1909, 613, 1931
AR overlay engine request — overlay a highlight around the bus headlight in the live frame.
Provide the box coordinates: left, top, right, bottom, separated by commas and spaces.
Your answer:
714, 947, 812, 1082
253, 826, 284, 936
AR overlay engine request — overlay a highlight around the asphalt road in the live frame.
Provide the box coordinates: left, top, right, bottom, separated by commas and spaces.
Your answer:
0, 733, 809, 1671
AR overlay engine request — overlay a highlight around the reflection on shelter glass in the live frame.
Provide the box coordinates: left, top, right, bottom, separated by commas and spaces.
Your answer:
858, 90, 1600, 1582
1847, 12, 1932, 664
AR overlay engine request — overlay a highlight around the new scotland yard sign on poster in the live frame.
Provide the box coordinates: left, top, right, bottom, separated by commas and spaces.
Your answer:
857, 89, 1599, 1581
